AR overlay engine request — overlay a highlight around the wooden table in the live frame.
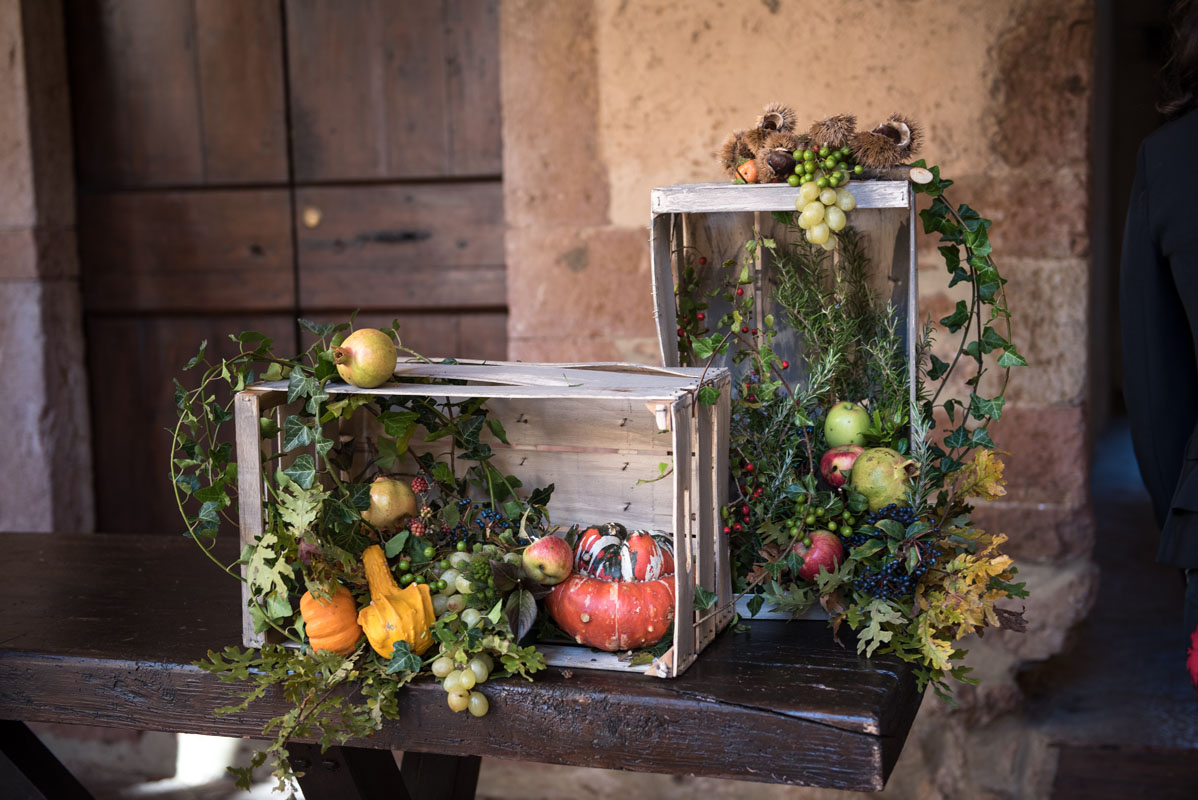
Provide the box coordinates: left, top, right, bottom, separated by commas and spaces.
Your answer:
0, 533, 923, 797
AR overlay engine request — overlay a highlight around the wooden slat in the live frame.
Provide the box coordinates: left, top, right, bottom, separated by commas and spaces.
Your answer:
713, 377, 735, 630
650, 213, 677, 367
66, 0, 288, 187
651, 181, 909, 213
695, 391, 717, 651
66, 0, 204, 186
193, 0, 288, 183
286, 0, 501, 181
444, 0, 502, 175
669, 396, 695, 677
79, 189, 294, 312
295, 183, 504, 310
235, 388, 265, 648
86, 314, 297, 536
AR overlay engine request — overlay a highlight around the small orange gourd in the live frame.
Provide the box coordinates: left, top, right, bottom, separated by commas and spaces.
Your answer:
299, 584, 363, 655
357, 545, 434, 658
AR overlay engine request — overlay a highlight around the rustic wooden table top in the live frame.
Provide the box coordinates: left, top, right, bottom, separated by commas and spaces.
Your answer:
0, 532, 922, 792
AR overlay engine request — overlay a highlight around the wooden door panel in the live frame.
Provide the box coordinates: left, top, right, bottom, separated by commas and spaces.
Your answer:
88, 314, 298, 535
295, 182, 504, 310
285, 0, 500, 181
79, 189, 295, 312
66, 0, 287, 188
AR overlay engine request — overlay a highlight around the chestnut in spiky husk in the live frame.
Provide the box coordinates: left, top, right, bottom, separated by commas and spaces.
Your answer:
756, 102, 798, 134
718, 130, 756, 180
808, 114, 857, 148
851, 114, 923, 168
754, 131, 802, 183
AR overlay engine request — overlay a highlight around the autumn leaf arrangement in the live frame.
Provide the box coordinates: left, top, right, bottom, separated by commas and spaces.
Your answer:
678, 155, 1029, 701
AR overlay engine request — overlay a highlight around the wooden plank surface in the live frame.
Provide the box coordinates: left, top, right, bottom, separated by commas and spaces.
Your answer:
652, 181, 909, 213
66, 0, 288, 187
86, 314, 297, 536
79, 189, 295, 312
285, 0, 501, 181
0, 533, 923, 791
295, 183, 504, 311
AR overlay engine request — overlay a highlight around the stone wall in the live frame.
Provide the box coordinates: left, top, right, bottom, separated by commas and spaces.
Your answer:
500, 0, 1096, 795
0, 0, 93, 533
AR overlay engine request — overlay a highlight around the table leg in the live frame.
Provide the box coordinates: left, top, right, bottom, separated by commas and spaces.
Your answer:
400, 751, 481, 800
0, 720, 96, 800
289, 743, 411, 800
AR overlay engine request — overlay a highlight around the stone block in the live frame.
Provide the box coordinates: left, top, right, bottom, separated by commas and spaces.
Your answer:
0, 226, 78, 280
945, 170, 1089, 259
0, 278, 94, 532
989, 0, 1093, 170
0, 0, 35, 229
986, 404, 1089, 507
506, 225, 657, 343
972, 500, 1096, 564
500, 0, 608, 229
996, 558, 1099, 661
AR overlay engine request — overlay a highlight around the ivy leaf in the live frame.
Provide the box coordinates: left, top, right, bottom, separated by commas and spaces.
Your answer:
698, 385, 721, 405
997, 347, 1028, 368
692, 335, 723, 361
432, 462, 454, 487
376, 437, 399, 472
384, 531, 410, 559
287, 369, 319, 403
969, 427, 995, 449
282, 415, 314, 452
979, 326, 1009, 354
927, 354, 949, 381
944, 425, 971, 450
298, 318, 336, 338
175, 474, 201, 495
693, 585, 718, 611
875, 519, 905, 540
486, 418, 510, 445
746, 594, 766, 617
527, 484, 555, 507
385, 641, 423, 675
771, 210, 794, 225
939, 300, 970, 333
968, 393, 1005, 422
283, 455, 317, 489
183, 340, 208, 371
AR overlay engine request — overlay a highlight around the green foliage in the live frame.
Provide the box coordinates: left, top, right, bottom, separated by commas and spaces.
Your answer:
676, 163, 1027, 698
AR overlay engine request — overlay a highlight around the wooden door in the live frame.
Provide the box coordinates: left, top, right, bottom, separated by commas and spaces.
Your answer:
65, 0, 505, 535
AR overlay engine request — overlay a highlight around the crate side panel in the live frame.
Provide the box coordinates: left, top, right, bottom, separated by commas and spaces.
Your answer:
235, 390, 264, 649
694, 397, 716, 653
651, 213, 678, 367
669, 397, 695, 676
714, 381, 734, 630
676, 211, 757, 372
467, 397, 674, 453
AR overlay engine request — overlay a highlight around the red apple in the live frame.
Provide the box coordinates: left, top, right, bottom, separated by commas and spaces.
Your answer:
819, 445, 865, 489
790, 531, 845, 582
522, 535, 574, 585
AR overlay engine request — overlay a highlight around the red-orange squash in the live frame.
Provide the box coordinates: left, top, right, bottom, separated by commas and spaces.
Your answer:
300, 584, 363, 655
546, 523, 676, 651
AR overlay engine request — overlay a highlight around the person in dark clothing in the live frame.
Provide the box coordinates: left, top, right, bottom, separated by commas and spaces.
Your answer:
1120, 0, 1198, 664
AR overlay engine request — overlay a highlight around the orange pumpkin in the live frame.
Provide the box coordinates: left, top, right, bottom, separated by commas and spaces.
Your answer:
300, 584, 363, 655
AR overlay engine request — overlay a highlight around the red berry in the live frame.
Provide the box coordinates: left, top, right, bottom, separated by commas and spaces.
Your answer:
751, 328, 758, 335
744, 463, 754, 472
748, 395, 757, 402
411, 476, 429, 494
699, 257, 708, 265
742, 505, 750, 514
741, 326, 749, 333
733, 523, 743, 532
723, 526, 731, 534
677, 328, 686, 337
697, 312, 705, 321
781, 360, 790, 369
736, 287, 745, 296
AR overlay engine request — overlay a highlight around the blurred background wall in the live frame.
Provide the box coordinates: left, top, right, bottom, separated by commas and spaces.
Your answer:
1, 0, 1187, 797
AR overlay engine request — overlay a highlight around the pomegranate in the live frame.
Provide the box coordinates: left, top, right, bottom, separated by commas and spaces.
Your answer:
850, 447, 915, 511
332, 328, 397, 388
361, 476, 417, 530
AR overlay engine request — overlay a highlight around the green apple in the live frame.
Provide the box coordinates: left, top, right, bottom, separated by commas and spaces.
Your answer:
824, 401, 870, 447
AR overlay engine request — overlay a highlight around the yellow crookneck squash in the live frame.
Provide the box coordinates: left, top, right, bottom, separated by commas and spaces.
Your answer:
357, 544, 435, 658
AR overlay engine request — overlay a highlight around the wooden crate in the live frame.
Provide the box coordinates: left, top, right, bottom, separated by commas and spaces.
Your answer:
649, 181, 919, 621
235, 361, 733, 678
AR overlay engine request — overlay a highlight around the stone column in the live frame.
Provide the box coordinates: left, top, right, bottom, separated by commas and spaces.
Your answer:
0, 0, 94, 532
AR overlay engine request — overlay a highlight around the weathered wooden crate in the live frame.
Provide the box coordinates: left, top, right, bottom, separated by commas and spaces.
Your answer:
235, 361, 733, 677
648, 181, 919, 620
